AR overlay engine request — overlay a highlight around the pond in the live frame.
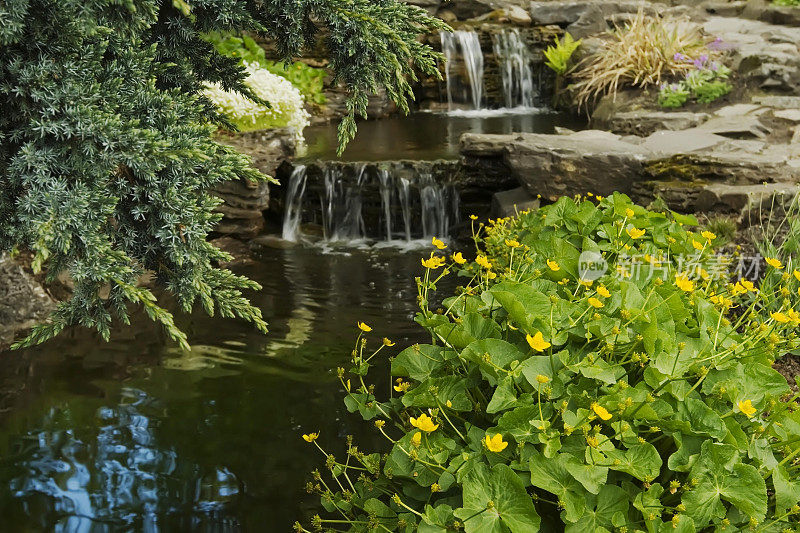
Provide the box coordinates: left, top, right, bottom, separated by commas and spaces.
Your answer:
299, 109, 582, 161
0, 245, 456, 531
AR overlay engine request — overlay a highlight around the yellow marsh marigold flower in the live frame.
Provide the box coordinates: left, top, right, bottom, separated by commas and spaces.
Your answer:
793, 269, 800, 282
302, 432, 319, 443
411, 431, 422, 447
738, 400, 757, 417
358, 322, 372, 332
547, 259, 560, 271
445, 400, 452, 408
588, 297, 604, 309
692, 240, 704, 251
527, 332, 551, 352
431, 237, 447, 250
469, 214, 478, 220
536, 374, 550, 384
592, 402, 612, 421
586, 436, 599, 448
740, 279, 756, 292
505, 239, 521, 248
626, 227, 645, 239
484, 433, 508, 453
579, 279, 593, 287
702, 230, 716, 241
625, 208, 635, 218
675, 274, 694, 293
452, 252, 467, 265
394, 381, 410, 392
421, 253, 446, 270
476, 255, 492, 269
410, 413, 439, 432
597, 285, 611, 298
486, 271, 497, 280
772, 311, 790, 323
383, 338, 395, 347
766, 257, 784, 269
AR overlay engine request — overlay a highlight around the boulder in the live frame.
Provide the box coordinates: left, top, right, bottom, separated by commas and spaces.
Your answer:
0, 254, 56, 348
473, 5, 532, 25
491, 187, 540, 218
603, 110, 711, 137
528, 1, 658, 39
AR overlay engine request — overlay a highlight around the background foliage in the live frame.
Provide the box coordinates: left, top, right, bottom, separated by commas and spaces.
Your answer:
0, 0, 445, 347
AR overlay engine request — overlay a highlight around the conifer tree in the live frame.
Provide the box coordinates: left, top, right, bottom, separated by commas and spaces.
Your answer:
0, 0, 446, 348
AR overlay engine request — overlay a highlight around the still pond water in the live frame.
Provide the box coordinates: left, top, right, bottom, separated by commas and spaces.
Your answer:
0, 245, 455, 531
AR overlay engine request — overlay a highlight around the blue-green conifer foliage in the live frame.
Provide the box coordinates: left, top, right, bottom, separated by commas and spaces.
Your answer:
0, 0, 445, 348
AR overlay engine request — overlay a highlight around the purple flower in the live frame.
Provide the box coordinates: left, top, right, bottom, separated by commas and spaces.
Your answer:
673, 52, 687, 62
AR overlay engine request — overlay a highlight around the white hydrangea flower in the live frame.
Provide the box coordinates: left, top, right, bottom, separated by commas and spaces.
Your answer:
204, 62, 311, 141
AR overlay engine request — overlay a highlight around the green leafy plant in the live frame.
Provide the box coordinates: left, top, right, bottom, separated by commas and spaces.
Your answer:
657, 83, 690, 108
543, 32, 581, 108
544, 33, 581, 76
658, 60, 732, 108
298, 194, 800, 532
774, 0, 800, 6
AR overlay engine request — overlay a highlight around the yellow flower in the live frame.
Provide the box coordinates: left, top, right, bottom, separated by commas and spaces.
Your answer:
772, 311, 790, 323
739, 279, 755, 292
794, 270, 800, 282
536, 374, 550, 384
394, 381, 410, 392
476, 255, 492, 269
579, 279, 594, 287
358, 322, 372, 332
431, 237, 447, 250
527, 332, 551, 352
597, 285, 611, 298
410, 413, 439, 433
469, 214, 478, 220
627, 227, 645, 239
452, 252, 467, 265
675, 274, 694, 293
446, 400, 452, 408
586, 436, 599, 448
486, 271, 497, 279
592, 402, 612, 421
692, 240, 704, 251
588, 297, 604, 309
596, 195, 604, 201
302, 432, 319, 443
421, 253, 446, 270
411, 431, 422, 447
766, 257, 784, 269
505, 239, 521, 248
788, 309, 800, 324
738, 400, 757, 417
383, 338, 395, 347
484, 433, 508, 453
701, 230, 716, 241
547, 259, 560, 271
625, 208, 635, 218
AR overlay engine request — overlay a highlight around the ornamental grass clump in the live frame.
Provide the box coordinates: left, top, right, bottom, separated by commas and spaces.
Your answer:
298, 194, 800, 532
572, 9, 713, 110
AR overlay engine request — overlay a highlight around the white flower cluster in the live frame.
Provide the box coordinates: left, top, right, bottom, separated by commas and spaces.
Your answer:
204, 62, 310, 141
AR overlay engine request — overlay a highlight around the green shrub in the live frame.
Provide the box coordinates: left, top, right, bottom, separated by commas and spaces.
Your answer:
657, 83, 690, 108
297, 194, 800, 532
658, 61, 732, 108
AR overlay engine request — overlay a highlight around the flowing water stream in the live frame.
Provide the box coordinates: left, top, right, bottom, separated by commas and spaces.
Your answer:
0, 247, 456, 531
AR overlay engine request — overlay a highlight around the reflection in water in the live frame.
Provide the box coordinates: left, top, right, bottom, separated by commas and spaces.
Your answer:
300, 111, 582, 162
0, 246, 454, 531
8, 388, 240, 532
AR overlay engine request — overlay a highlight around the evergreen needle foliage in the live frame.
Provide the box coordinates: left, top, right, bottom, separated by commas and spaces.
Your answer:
0, 0, 446, 348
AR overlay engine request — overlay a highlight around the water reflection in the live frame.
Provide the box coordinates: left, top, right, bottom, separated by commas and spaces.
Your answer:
301, 111, 582, 161
0, 246, 453, 531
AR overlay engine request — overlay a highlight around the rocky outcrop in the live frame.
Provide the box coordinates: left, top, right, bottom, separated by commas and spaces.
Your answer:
213, 129, 296, 239
0, 254, 55, 349
528, 0, 659, 38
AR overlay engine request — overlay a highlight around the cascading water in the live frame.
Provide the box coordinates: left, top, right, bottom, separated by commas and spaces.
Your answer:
492, 29, 537, 108
281, 163, 459, 243
441, 31, 484, 111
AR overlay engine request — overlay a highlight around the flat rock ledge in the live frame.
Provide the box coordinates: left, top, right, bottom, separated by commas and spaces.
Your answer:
461, 115, 800, 217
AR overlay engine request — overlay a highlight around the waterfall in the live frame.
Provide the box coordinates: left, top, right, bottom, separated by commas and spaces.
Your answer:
282, 165, 307, 241
441, 31, 484, 111
492, 29, 537, 108
281, 163, 459, 243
